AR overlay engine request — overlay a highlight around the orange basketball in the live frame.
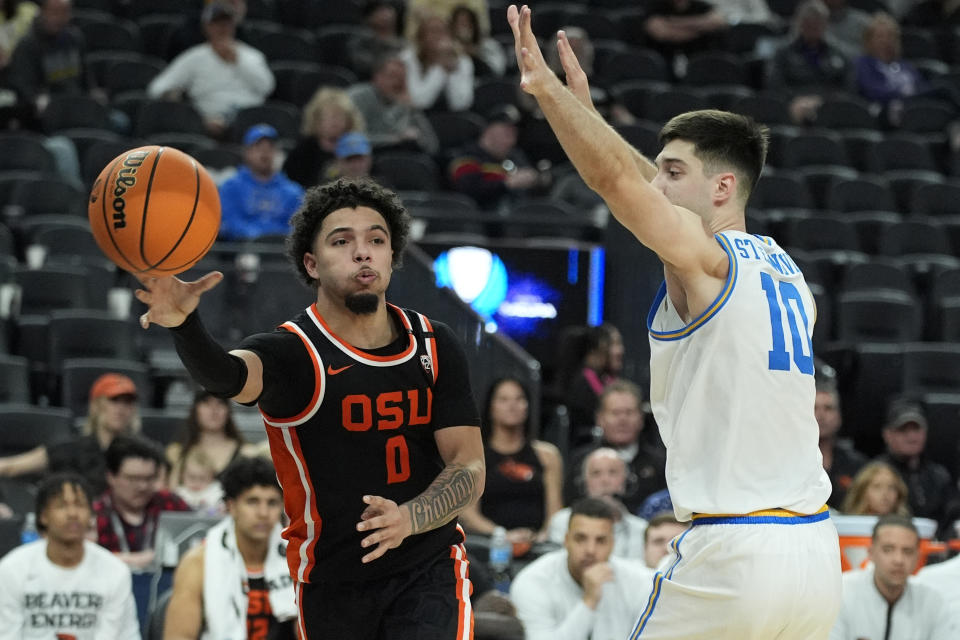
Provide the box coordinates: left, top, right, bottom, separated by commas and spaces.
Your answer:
88, 146, 221, 277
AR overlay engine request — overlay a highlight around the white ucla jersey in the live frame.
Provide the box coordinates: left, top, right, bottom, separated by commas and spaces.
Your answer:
647, 230, 831, 520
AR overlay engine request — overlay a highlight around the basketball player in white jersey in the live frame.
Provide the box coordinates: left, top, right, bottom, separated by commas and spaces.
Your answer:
508, 5, 841, 639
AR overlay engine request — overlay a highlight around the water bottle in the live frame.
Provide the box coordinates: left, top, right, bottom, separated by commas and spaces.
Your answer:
488, 526, 512, 593
21, 512, 39, 545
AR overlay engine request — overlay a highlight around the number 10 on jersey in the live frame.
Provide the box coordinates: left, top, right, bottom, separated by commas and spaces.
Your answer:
760, 272, 814, 375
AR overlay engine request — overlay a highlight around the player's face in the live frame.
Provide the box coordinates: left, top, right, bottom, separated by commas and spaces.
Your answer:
305, 206, 393, 304
584, 453, 626, 498
195, 395, 230, 433
564, 515, 614, 584
814, 391, 841, 439
643, 522, 687, 570
652, 140, 720, 217
489, 380, 528, 430
40, 482, 91, 545
869, 525, 918, 589
882, 423, 927, 458
108, 457, 160, 512
229, 485, 284, 543
596, 391, 643, 446
864, 468, 901, 515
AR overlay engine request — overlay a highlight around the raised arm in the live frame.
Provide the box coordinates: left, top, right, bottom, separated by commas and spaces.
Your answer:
355, 425, 485, 563
507, 5, 717, 273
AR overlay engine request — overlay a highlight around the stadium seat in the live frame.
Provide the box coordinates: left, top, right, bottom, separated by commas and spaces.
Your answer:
841, 259, 915, 296
841, 343, 905, 455
83, 138, 139, 188
637, 87, 709, 123
841, 129, 885, 173
837, 290, 922, 343
0, 354, 30, 403
781, 131, 849, 169
8, 176, 85, 217
596, 49, 670, 85
140, 409, 185, 446
41, 95, 111, 133
911, 182, 960, 217
883, 169, 944, 214
920, 393, 960, 478
902, 343, 960, 394
798, 166, 859, 210
563, 12, 619, 40
100, 57, 166, 96
30, 225, 104, 261
847, 211, 901, 256
234, 264, 313, 338
683, 52, 748, 88
752, 171, 814, 210
230, 102, 301, 143
428, 112, 485, 151
48, 309, 140, 373
900, 98, 955, 133
270, 61, 357, 105
136, 100, 207, 137
372, 152, 440, 192
245, 27, 316, 64
0, 133, 57, 173
517, 119, 568, 165
732, 94, 793, 127
136, 14, 181, 60
191, 145, 243, 171
814, 97, 879, 131
80, 18, 142, 53
872, 136, 939, 172
825, 176, 897, 213
901, 27, 940, 60
878, 219, 951, 257
616, 121, 661, 158
788, 216, 860, 253
14, 265, 91, 315
60, 358, 151, 416
0, 404, 74, 455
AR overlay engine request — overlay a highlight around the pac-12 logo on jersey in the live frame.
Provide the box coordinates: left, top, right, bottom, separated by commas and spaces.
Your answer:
420, 355, 432, 373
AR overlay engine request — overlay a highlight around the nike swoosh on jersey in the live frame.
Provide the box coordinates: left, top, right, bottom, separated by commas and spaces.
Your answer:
326, 364, 354, 375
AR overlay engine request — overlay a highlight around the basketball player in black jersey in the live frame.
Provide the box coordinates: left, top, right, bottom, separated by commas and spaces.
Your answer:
135, 178, 486, 639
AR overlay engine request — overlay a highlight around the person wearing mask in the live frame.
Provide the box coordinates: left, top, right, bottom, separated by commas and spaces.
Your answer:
218, 124, 305, 241
830, 515, 957, 640
0, 473, 141, 639
510, 498, 654, 640
547, 448, 648, 559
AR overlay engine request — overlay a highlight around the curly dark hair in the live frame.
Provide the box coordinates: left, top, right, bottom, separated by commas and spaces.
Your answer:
286, 178, 411, 288
221, 456, 281, 501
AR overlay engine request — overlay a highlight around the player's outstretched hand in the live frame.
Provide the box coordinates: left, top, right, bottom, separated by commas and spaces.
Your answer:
356, 495, 412, 563
133, 271, 223, 329
507, 4, 556, 97
557, 29, 596, 114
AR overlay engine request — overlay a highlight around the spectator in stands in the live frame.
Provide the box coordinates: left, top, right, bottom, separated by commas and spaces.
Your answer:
166, 0, 251, 60
636, 487, 673, 522
405, 0, 489, 41
0, 372, 141, 497
447, 103, 546, 211
450, 4, 506, 77
824, 0, 871, 60
830, 515, 957, 640
399, 12, 473, 112
875, 398, 955, 530
853, 12, 929, 122
217, 124, 304, 241
166, 390, 256, 491
565, 382, 667, 514
284, 87, 366, 188
547, 448, 648, 559
0, 0, 38, 70
459, 377, 563, 545
642, 0, 728, 76
348, 1, 405, 77
6, 0, 103, 120
767, 0, 849, 125
324, 131, 374, 181
172, 448, 225, 516
146, 1, 274, 138
0, 473, 140, 638
164, 457, 297, 640
510, 498, 654, 640
364, 0, 401, 40
348, 48, 439, 154
715, 0, 781, 28
816, 374, 868, 509
93, 435, 190, 571
553, 323, 624, 445
841, 461, 911, 517
643, 512, 689, 570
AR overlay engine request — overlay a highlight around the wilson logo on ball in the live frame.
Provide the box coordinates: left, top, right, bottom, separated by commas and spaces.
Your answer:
111, 150, 149, 230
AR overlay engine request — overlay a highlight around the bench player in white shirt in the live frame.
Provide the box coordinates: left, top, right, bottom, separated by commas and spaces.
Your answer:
507, 5, 841, 638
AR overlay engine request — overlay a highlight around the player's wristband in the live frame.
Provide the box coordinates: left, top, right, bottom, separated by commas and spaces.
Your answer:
169, 311, 248, 398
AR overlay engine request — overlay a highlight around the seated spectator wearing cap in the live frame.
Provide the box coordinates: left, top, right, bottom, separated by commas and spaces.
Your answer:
347, 48, 439, 155
448, 104, 548, 210
510, 498, 655, 640
93, 435, 190, 571
147, 0, 274, 138
217, 124, 305, 241
830, 515, 958, 640
284, 87, 366, 188
0, 373, 142, 497
0, 473, 140, 639
875, 398, 956, 534
324, 132, 373, 181
547, 448, 648, 560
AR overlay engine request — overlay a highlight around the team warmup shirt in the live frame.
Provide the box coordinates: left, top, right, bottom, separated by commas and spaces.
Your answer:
648, 231, 832, 519
0, 539, 141, 640
239, 303, 481, 583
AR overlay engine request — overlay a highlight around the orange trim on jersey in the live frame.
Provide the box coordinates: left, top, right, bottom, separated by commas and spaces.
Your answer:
308, 303, 417, 362
295, 582, 308, 640
259, 322, 323, 425
421, 314, 439, 384
450, 542, 474, 640
266, 426, 321, 583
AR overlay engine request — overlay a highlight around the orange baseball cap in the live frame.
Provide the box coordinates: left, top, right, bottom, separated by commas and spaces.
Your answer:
89, 373, 138, 401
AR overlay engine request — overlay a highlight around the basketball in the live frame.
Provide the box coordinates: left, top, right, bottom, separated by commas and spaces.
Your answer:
88, 146, 221, 277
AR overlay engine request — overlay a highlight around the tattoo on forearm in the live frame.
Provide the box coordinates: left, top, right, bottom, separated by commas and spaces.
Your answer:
407, 465, 478, 535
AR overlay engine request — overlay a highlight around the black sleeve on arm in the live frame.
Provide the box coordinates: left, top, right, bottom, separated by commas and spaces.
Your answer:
430, 322, 482, 430
169, 311, 248, 398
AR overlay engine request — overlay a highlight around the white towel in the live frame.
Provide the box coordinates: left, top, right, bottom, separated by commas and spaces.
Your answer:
201, 515, 297, 639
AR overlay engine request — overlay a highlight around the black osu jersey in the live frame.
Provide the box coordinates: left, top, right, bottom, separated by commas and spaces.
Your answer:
239, 303, 480, 583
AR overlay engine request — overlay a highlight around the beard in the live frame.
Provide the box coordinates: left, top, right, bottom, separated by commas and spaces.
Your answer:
345, 292, 379, 315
